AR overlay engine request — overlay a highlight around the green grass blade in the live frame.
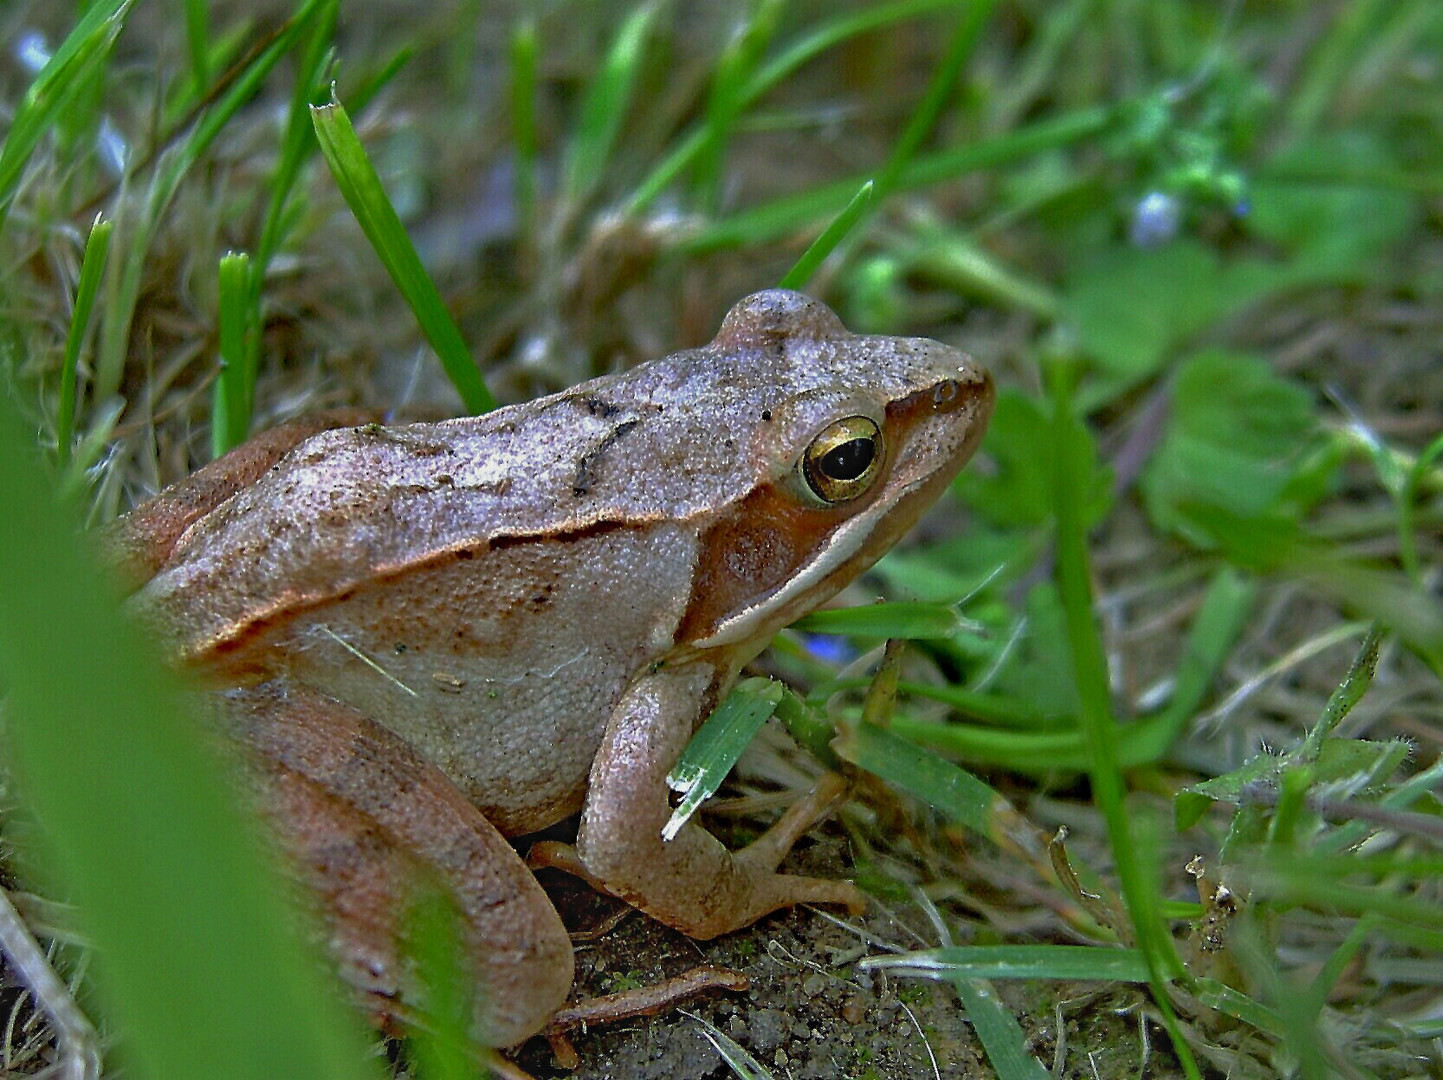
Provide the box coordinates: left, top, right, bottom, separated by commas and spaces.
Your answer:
510, 17, 539, 245
791, 597, 968, 640
692, 0, 788, 211
402, 887, 483, 1080
909, 235, 1061, 319
0, 397, 380, 1080
94, 0, 329, 404
212, 251, 255, 457
685, 106, 1113, 252
222, 0, 339, 457
743, 0, 960, 113
1188, 978, 1286, 1038
1298, 622, 1384, 762
56, 214, 113, 467
0, 0, 132, 238
862, 944, 1152, 981
348, 45, 416, 116
184, 0, 210, 91
1399, 432, 1443, 585
871, 0, 997, 205
311, 95, 495, 414
891, 680, 1052, 728
778, 180, 872, 289
1149, 568, 1256, 737
561, 1, 659, 206
665, 678, 783, 840
887, 709, 1176, 770
833, 720, 1027, 848
1047, 359, 1201, 1079
1180, 505, 1443, 673
684, 1010, 775, 1080
627, 0, 959, 214
255, 0, 340, 272
951, 980, 1050, 1080
1284, 0, 1388, 143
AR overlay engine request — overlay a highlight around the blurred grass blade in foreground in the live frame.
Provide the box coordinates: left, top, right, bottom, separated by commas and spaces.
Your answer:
0, 398, 379, 1080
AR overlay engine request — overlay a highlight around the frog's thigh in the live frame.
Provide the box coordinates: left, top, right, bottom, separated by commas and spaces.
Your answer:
224, 682, 573, 1047
575, 665, 864, 940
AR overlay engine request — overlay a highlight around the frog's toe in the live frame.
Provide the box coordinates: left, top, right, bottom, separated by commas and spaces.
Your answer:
767, 873, 868, 920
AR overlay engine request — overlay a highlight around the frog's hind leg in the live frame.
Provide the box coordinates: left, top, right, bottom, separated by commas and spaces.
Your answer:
221, 681, 573, 1049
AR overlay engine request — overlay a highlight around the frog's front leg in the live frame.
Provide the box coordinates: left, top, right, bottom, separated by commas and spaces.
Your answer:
572, 663, 866, 939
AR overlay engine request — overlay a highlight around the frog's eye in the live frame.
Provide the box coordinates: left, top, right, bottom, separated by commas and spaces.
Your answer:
801, 416, 883, 504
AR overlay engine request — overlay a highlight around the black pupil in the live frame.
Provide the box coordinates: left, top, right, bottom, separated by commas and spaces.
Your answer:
821, 437, 875, 481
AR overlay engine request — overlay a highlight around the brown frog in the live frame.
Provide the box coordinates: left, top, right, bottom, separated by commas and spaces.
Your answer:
113, 290, 993, 1046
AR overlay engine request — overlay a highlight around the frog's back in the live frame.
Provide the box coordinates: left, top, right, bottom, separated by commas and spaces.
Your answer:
134, 380, 701, 662
126, 388, 715, 831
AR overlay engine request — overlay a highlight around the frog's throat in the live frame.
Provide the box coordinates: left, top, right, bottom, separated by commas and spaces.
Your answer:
687, 470, 929, 651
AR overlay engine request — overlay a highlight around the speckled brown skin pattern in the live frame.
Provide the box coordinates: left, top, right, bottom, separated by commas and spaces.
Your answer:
115, 290, 993, 1047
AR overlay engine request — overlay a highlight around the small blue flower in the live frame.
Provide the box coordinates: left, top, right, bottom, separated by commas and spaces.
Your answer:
1129, 191, 1181, 248
802, 633, 855, 665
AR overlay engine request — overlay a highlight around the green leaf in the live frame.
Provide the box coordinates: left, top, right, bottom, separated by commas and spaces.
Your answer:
1142, 350, 1324, 539
1063, 241, 1224, 390
1249, 133, 1418, 280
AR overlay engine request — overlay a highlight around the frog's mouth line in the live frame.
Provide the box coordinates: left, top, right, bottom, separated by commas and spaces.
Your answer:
689, 367, 994, 653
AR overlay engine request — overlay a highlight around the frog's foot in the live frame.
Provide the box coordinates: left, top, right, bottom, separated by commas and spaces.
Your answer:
530, 772, 864, 916
730, 770, 869, 919
578, 664, 868, 940
738, 770, 856, 873
526, 840, 611, 893
539, 770, 867, 928
544, 966, 750, 1069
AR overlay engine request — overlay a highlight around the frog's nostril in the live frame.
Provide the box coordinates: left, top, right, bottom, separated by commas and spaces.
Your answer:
932, 380, 960, 406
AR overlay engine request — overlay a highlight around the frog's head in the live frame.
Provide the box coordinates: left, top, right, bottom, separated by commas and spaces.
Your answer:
669, 289, 993, 653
